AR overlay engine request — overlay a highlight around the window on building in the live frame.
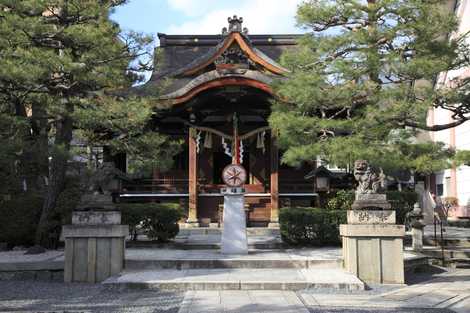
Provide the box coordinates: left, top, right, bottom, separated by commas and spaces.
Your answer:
436, 184, 444, 197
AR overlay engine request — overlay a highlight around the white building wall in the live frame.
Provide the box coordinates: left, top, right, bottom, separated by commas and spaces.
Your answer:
430, 0, 470, 211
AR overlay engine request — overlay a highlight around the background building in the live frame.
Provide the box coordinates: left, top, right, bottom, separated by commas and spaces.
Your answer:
427, 0, 470, 219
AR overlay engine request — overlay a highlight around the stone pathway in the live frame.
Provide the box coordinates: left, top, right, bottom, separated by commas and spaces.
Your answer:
177, 268, 470, 313
0, 268, 469, 312
179, 290, 309, 313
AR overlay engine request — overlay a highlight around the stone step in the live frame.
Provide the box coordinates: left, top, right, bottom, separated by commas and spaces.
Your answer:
124, 248, 343, 270
449, 258, 470, 268
421, 247, 470, 259
423, 237, 470, 248
127, 241, 285, 250
176, 227, 280, 237
102, 268, 365, 291
125, 258, 342, 270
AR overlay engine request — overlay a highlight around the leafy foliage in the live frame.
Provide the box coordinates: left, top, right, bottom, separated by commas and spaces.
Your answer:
454, 150, 470, 166
325, 189, 355, 211
279, 207, 346, 246
271, 0, 470, 174
0, 1, 182, 246
119, 203, 183, 242
386, 190, 418, 224
0, 195, 44, 247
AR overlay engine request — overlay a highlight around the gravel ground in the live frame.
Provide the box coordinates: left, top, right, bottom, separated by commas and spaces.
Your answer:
0, 280, 184, 313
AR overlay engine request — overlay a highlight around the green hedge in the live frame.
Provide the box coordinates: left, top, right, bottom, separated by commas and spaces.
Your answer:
119, 203, 183, 242
0, 195, 44, 247
386, 190, 418, 224
279, 207, 346, 246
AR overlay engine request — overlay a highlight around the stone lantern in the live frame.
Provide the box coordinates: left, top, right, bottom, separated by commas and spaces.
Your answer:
406, 203, 426, 251
305, 166, 331, 192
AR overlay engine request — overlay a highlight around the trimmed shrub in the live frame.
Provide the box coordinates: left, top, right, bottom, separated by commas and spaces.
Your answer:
325, 189, 355, 211
119, 203, 183, 242
279, 207, 346, 246
0, 194, 44, 247
386, 190, 418, 224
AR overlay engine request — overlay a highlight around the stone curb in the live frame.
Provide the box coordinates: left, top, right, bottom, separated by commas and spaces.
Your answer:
103, 280, 365, 291
0, 261, 63, 272
125, 259, 342, 270
127, 242, 286, 250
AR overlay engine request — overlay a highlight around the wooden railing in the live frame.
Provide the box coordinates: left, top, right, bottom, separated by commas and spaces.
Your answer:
121, 178, 314, 194
121, 178, 190, 193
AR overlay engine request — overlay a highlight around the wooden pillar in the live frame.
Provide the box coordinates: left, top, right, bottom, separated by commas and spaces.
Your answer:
188, 128, 199, 225
269, 129, 279, 227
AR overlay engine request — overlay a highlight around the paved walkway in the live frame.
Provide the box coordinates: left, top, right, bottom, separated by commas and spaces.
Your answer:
179, 268, 470, 313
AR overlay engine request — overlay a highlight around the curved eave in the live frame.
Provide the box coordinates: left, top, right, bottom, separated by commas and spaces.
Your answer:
158, 71, 278, 106
183, 32, 289, 76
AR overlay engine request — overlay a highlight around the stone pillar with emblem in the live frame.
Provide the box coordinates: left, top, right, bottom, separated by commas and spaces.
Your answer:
221, 164, 248, 254
340, 160, 405, 284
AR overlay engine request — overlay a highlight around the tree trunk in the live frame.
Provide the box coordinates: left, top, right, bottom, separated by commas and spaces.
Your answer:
30, 101, 50, 190
35, 103, 73, 248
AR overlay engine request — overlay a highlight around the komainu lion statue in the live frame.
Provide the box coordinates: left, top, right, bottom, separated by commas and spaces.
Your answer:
88, 162, 129, 195
353, 160, 383, 194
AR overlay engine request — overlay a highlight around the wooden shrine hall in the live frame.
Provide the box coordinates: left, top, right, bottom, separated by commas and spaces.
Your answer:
121, 16, 318, 227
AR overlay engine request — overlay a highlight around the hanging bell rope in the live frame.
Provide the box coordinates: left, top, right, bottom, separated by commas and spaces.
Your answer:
196, 131, 202, 154
222, 137, 232, 157
204, 132, 212, 149
256, 131, 266, 154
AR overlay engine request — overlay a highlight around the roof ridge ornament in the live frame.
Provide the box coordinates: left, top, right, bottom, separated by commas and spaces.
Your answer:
222, 15, 248, 35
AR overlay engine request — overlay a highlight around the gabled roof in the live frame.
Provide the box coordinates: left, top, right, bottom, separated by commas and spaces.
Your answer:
137, 16, 301, 106
177, 32, 289, 76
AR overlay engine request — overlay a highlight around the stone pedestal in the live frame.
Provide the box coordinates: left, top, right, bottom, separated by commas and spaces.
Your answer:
221, 187, 248, 255
63, 210, 128, 283
341, 224, 405, 284
341, 194, 405, 285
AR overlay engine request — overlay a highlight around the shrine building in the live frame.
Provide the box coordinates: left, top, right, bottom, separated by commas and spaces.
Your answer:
121, 16, 328, 227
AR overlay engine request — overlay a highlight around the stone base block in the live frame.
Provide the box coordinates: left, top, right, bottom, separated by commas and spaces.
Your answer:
62, 225, 128, 283
268, 222, 280, 228
340, 224, 405, 284
180, 222, 200, 229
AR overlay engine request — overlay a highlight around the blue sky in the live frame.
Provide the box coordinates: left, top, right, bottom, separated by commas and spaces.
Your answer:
111, 0, 305, 38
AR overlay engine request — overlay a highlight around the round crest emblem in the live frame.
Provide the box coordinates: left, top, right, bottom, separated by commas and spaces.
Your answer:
222, 164, 247, 187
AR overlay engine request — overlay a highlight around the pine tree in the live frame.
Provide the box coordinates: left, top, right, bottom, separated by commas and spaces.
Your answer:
270, 0, 470, 174
0, 1, 180, 247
